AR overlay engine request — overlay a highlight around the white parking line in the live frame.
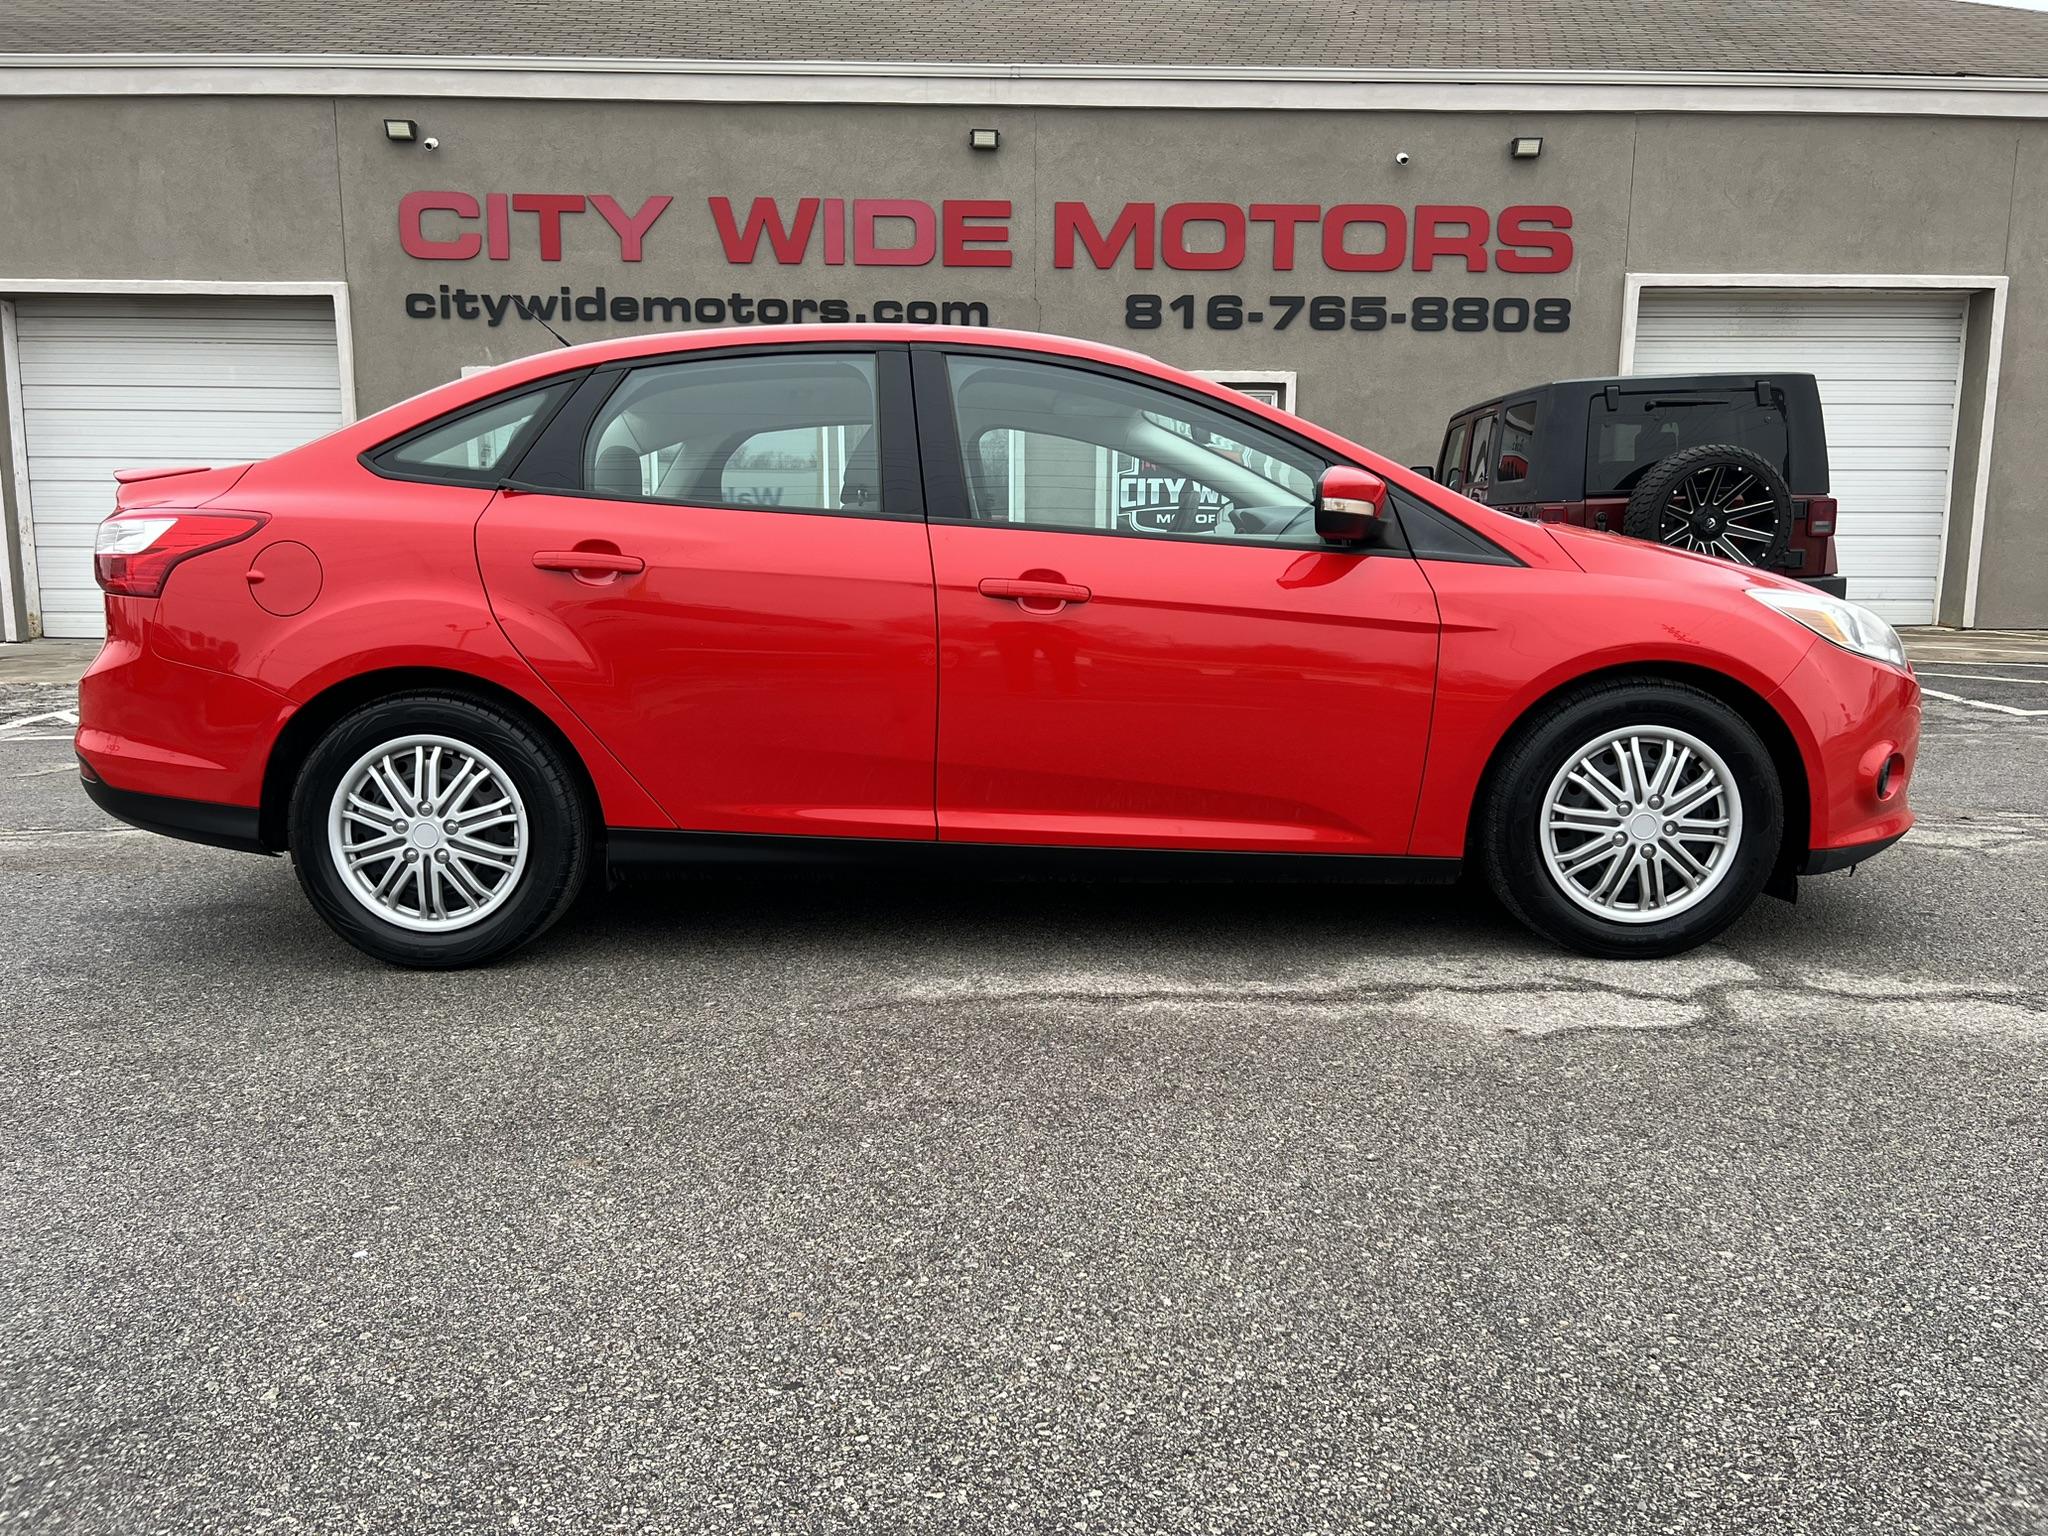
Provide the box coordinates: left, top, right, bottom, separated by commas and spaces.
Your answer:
1915, 670, 2048, 687
0, 709, 79, 733
1920, 687, 2048, 718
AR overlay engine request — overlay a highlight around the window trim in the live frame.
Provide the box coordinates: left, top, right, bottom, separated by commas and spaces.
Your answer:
912, 343, 1406, 556
361, 372, 589, 489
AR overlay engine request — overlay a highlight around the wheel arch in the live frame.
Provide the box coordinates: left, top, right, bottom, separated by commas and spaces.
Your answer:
258, 667, 605, 852
1464, 660, 1811, 893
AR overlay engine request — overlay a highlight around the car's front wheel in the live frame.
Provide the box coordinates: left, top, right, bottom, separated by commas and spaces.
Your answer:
287, 693, 591, 968
1480, 680, 1783, 958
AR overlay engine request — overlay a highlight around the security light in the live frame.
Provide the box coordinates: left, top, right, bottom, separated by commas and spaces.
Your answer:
1510, 135, 1543, 159
969, 128, 1000, 151
383, 119, 419, 143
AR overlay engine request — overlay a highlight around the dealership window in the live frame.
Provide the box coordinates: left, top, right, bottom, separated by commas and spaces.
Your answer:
583, 353, 879, 512
375, 382, 575, 485
945, 356, 1320, 543
1586, 394, 1789, 496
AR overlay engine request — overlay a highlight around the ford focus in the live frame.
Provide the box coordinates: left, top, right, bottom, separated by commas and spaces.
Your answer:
77, 326, 1919, 967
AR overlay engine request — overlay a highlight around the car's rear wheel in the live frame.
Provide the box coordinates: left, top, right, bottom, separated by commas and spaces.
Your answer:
288, 693, 591, 968
1480, 680, 1783, 958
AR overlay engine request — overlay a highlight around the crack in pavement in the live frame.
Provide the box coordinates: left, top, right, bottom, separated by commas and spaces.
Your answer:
849, 951, 2044, 1040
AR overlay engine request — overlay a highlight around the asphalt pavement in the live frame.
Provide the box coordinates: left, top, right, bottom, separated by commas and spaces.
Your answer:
1, 641, 2044, 1535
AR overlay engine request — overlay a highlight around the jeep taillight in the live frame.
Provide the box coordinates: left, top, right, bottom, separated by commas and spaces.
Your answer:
1805, 496, 1838, 536
94, 512, 267, 598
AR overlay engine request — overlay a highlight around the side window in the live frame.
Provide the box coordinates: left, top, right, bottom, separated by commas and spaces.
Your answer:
584, 353, 880, 513
1496, 399, 1536, 485
374, 381, 574, 485
1438, 420, 1471, 492
943, 355, 1322, 545
1465, 411, 1498, 496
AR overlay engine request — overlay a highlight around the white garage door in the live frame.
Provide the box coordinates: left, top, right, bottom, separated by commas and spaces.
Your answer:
10, 295, 344, 638
1632, 289, 1967, 625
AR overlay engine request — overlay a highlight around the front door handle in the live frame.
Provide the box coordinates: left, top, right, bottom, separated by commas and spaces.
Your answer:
533, 549, 646, 576
978, 576, 1091, 610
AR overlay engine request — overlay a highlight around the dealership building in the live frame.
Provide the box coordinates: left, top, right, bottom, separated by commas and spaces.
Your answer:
4, 0, 2048, 638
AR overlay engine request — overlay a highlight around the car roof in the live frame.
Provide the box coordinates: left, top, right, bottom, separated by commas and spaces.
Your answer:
1447, 372, 1821, 420
331, 323, 1409, 490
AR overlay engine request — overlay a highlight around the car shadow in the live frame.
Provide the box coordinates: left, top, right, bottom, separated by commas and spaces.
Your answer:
541, 866, 1526, 967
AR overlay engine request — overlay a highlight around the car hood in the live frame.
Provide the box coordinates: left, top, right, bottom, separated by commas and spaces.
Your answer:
1542, 520, 1812, 596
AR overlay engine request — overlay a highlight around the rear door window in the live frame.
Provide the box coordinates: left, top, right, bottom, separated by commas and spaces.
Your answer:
1587, 391, 1790, 495
582, 353, 881, 513
1438, 419, 1472, 491
1464, 411, 1498, 499
1495, 399, 1537, 486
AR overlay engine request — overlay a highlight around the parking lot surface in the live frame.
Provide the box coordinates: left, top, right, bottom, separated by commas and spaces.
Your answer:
1, 643, 2045, 1534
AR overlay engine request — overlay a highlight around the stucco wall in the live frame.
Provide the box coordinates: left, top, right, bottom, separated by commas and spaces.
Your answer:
0, 96, 2040, 624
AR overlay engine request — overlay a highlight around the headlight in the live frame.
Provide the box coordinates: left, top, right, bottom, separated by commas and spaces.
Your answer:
1747, 587, 1909, 670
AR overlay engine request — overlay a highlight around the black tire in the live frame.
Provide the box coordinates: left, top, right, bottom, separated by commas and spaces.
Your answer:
287, 693, 592, 968
1479, 679, 1783, 959
1620, 443, 1793, 569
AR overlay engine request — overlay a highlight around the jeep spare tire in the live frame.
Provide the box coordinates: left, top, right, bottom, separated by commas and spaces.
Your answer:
1620, 443, 1793, 569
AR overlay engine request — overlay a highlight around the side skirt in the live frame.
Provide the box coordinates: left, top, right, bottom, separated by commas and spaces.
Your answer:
605, 829, 1462, 885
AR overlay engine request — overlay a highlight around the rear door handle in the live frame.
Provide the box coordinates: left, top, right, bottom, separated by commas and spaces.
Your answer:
978, 577, 1091, 607
533, 549, 645, 575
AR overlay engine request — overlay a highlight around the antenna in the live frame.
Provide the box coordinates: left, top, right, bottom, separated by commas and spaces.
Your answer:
531, 314, 572, 349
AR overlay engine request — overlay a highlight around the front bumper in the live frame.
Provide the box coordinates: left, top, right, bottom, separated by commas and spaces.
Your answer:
1766, 639, 1920, 867
1801, 829, 1906, 876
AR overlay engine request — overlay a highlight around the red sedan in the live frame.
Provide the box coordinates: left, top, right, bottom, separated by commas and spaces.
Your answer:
77, 326, 1919, 967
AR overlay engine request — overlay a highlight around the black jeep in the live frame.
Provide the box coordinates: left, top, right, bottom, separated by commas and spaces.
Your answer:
1429, 374, 1844, 596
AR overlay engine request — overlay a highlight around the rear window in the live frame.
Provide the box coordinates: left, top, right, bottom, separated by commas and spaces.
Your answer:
1586, 394, 1789, 496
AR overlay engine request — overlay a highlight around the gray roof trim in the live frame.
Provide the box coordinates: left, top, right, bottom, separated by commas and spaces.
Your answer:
5, 54, 2048, 115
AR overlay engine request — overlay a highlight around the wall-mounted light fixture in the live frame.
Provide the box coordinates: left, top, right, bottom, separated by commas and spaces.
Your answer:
969, 128, 1000, 151
383, 118, 419, 143
1509, 135, 1544, 160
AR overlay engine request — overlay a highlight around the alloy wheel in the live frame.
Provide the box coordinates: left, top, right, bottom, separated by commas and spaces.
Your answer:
325, 734, 529, 932
1538, 725, 1743, 924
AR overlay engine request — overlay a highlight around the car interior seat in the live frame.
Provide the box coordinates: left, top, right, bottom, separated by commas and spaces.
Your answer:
592, 444, 643, 498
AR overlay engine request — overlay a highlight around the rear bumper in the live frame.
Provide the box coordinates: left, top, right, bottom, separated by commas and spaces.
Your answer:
74, 618, 294, 808
1799, 573, 1848, 599
79, 768, 270, 855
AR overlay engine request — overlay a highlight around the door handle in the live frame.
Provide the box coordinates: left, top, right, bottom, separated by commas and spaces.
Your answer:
978, 577, 1091, 607
533, 549, 645, 576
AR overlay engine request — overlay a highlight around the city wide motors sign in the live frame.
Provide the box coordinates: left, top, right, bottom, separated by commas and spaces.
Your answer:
396, 192, 1578, 337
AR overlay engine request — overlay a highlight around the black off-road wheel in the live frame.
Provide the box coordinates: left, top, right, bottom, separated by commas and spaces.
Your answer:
1620, 444, 1793, 569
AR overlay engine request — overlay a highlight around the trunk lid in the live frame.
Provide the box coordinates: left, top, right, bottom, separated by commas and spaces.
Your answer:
113, 463, 255, 511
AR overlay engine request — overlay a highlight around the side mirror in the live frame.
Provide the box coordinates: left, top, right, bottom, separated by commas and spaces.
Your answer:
1316, 465, 1389, 545
1409, 464, 1438, 481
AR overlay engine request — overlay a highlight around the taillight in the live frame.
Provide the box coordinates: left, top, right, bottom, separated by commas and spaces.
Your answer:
1805, 496, 1838, 536
94, 512, 266, 598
